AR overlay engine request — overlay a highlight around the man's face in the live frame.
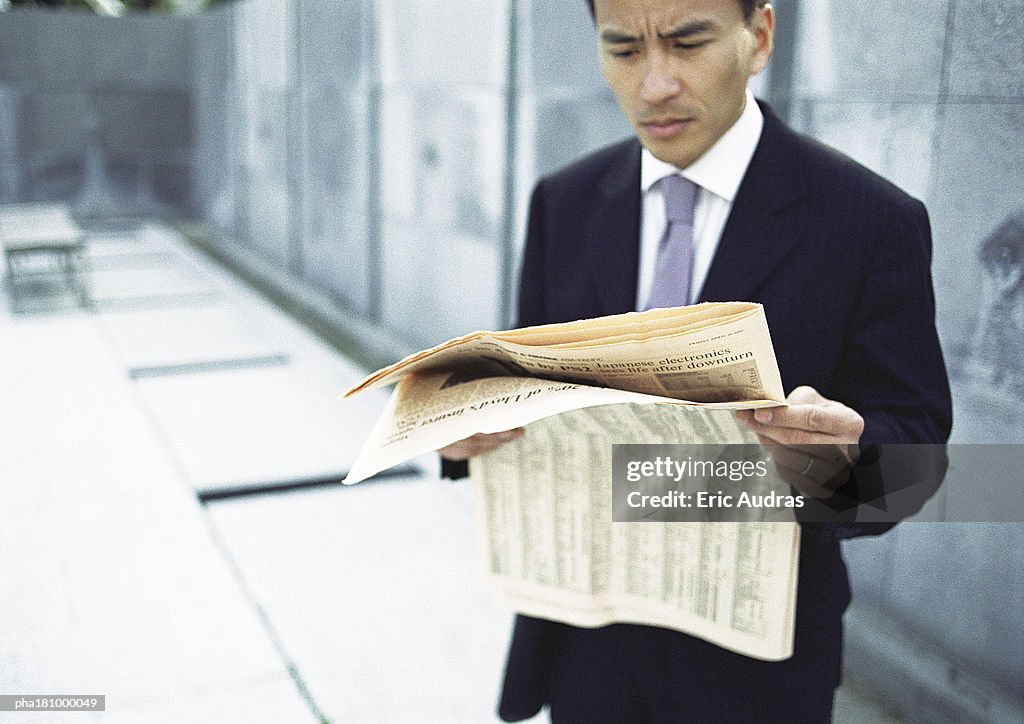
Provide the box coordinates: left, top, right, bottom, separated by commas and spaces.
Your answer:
594, 0, 774, 169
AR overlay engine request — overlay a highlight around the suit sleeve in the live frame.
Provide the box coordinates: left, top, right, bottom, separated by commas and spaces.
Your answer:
817, 196, 952, 538
835, 196, 951, 447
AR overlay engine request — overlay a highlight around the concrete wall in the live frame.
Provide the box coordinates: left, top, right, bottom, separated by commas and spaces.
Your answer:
374, 0, 508, 345
0, 8, 194, 215
0, 1, 672, 346
192, 0, 515, 348
294, 0, 376, 317
778, 0, 1024, 717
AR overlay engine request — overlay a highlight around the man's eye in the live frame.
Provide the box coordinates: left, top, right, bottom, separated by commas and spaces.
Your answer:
674, 40, 708, 50
610, 48, 638, 58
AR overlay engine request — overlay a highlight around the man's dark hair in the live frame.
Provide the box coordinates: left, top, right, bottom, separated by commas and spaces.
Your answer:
585, 0, 767, 22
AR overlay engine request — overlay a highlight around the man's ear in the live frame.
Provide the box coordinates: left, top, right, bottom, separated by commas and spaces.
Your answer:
749, 3, 776, 75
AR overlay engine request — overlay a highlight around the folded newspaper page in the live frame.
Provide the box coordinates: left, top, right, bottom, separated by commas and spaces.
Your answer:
470, 403, 799, 661
342, 302, 798, 660
343, 302, 785, 483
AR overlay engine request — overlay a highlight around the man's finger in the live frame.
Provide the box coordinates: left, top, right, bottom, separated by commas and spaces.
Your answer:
748, 387, 864, 443
753, 402, 857, 434
766, 441, 846, 480
758, 438, 853, 498
742, 417, 851, 447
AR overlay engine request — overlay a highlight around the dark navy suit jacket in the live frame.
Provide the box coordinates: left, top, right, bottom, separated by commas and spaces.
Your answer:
449, 103, 952, 721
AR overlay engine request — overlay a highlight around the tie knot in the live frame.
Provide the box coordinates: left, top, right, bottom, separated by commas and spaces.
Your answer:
661, 174, 697, 223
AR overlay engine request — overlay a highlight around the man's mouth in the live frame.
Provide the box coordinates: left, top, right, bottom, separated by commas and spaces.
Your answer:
641, 117, 693, 140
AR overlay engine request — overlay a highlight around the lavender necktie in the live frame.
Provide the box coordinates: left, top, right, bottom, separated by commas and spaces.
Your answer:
644, 174, 698, 310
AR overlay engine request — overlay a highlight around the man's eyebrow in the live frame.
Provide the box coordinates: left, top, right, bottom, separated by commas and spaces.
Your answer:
600, 20, 718, 44
659, 20, 717, 40
599, 29, 640, 44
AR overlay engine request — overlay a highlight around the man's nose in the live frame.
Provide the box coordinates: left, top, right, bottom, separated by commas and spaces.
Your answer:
641, 56, 683, 104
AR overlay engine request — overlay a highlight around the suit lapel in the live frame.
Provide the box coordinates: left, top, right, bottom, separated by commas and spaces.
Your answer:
584, 140, 643, 316
698, 105, 811, 303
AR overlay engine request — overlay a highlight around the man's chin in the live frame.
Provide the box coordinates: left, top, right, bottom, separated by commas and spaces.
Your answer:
641, 140, 700, 171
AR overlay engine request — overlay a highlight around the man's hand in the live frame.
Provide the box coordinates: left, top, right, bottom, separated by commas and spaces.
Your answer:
735, 386, 864, 499
438, 428, 525, 462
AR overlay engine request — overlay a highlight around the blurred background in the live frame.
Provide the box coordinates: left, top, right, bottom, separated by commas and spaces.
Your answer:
1, 0, 1022, 722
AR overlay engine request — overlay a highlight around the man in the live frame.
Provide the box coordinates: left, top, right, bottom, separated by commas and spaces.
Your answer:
442, 0, 952, 721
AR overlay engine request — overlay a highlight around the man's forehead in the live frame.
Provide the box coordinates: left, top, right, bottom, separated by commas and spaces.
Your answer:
594, 0, 740, 35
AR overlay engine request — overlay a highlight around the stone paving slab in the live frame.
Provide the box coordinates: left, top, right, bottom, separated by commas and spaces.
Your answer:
85, 264, 221, 305
206, 471, 537, 724
97, 304, 288, 373
0, 311, 312, 723
135, 357, 387, 493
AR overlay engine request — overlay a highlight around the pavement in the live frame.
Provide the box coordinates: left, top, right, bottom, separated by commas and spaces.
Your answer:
0, 219, 899, 723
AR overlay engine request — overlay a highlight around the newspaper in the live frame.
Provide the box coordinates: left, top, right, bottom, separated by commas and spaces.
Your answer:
470, 403, 799, 661
342, 302, 785, 484
341, 302, 799, 660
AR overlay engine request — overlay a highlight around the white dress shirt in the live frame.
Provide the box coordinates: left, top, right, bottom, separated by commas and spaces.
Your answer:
636, 88, 765, 310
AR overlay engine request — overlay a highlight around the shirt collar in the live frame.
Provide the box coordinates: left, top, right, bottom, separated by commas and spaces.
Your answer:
640, 88, 764, 202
